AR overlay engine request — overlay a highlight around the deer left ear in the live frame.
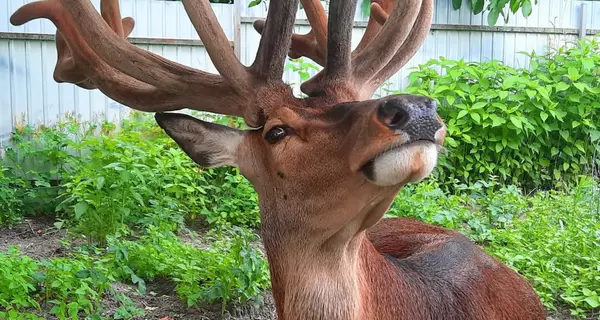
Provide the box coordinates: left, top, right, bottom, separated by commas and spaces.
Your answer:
154, 112, 244, 168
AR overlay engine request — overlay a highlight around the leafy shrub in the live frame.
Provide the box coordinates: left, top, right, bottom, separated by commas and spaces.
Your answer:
0, 247, 41, 312
2, 113, 260, 244
0, 225, 270, 319
0, 168, 25, 226
0, 246, 122, 319
2, 116, 90, 216
402, 37, 600, 192
389, 176, 600, 317
106, 226, 270, 315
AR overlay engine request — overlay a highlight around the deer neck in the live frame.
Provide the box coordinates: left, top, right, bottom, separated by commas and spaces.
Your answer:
259, 195, 395, 320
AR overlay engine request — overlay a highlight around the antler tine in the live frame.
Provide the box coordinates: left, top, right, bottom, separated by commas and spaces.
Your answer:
366, 1, 433, 90
351, 0, 423, 83
100, 0, 125, 37
353, 2, 394, 54
182, 0, 250, 89
299, 0, 432, 101
250, 0, 301, 81
300, 0, 328, 52
11, 0, 197, 111
323, 0, 358, 81
58, 0, 219, 94
253, 0, 328, 67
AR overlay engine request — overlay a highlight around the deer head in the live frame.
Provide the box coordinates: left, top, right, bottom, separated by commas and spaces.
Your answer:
11, 0, 444, 317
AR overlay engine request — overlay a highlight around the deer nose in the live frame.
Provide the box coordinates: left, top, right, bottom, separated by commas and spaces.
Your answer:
376, 96, 443, 142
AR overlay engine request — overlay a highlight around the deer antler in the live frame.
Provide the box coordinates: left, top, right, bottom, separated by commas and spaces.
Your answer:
11, 0, 432, 123
265, 0, 433, 102
254, 0, 328, 66
10, 0, 301, 127
254, 0, 395, 68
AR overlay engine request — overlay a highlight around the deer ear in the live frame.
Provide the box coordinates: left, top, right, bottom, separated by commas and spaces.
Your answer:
154, 112, 244, 168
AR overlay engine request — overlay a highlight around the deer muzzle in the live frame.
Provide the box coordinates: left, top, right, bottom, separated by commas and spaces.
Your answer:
376, 95, 444, 146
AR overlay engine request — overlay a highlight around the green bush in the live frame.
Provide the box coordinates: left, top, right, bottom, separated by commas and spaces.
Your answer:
402, 37, 600, 192
0, 225, 270, 319
388, 176, 600, 316
2, 117, 89, 216
0, 168, 25, 226
106, 226, 270, 314
2, 113, 260, 244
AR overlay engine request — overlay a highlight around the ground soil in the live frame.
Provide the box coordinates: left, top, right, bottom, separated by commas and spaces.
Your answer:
0, 214, 67, 260
0, 216, 590, 320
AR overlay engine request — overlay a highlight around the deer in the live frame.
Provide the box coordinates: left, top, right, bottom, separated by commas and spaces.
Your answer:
10, 0, 547, 319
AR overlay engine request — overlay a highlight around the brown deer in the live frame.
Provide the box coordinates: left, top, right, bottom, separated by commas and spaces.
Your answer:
11, 0, 546, 319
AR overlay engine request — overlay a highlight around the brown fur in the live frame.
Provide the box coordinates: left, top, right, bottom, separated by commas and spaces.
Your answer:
154, 97, 547, 320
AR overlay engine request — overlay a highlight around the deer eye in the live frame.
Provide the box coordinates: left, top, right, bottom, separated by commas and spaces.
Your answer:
265, 126, 288, 144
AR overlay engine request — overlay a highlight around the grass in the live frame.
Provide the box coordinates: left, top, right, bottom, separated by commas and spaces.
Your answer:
0, 113, 598, 319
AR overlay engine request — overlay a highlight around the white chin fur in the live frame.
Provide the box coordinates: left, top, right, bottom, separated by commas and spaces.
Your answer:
370, 142, 438, 186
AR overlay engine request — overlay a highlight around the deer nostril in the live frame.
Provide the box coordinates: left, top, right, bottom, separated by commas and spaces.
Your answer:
378, 99, 410, 129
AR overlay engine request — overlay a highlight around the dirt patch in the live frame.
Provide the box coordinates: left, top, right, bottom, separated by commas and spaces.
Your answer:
0, 215, 67, 259
101, 280, 278, 320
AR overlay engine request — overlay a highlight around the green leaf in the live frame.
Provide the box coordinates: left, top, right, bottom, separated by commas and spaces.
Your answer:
470, 113, 481, 124
568, 67, 580, 80
568, 94, 581, 102
74, 201, 89, 219
457, 110, 468, 119
96, 176, 105, 190
525, 89, 536, 98
471, 102, 487, 110
498, 91, 509, 100
495, 143, 503, 153
540, 112, 548, 122
489, 114, 506, 127
503, 76, 519, 88
536, 86, 550, 101
573, 82, 587, 92
582, 58, 594, 71
590, 130, 600, 142
248, 0, 261, 7
563, 146, 573, 157
446, 96, 456, 105
563, 162, 570, 170
453, 0, 462, 9
510, 0, 521, 13
588, 86, 600, 94
488, 9, 501, 25
559, 130, 570, 141
585, 296, 600, 309
521, 0, 532, 17
555, 82, 570, 92
472, 0, 484, 14
361, 0, 371, 18
509, 116, 522, 129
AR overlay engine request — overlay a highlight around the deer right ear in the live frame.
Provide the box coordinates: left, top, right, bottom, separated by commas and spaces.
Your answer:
154, 112, 244, 168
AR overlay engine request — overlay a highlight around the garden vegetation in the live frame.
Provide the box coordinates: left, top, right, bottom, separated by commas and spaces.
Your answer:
0, 38, 599, 319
